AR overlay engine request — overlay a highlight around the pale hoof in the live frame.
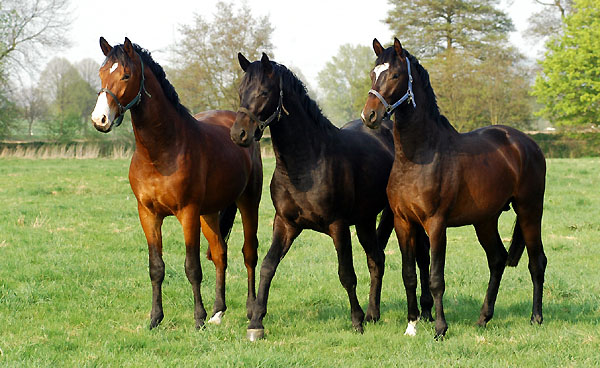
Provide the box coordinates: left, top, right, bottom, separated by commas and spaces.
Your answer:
404, 320, 418, 336
247, 328, 265, 341
207, 311, 224, 325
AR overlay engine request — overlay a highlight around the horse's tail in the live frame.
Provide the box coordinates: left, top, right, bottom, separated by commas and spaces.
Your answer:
506, 218, 526, 267
376, 206, 395, 250
206, 203, 238, 261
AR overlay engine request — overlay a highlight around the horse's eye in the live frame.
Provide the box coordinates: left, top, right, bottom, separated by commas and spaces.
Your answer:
122, 74, 130, 81
392, 74, 399, 79
260, 91, 269, 97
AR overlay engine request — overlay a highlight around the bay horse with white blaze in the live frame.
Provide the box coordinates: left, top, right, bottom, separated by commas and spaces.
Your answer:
231, 53, 433, 340
362, 38, 547, 339
91, 37, 263, 329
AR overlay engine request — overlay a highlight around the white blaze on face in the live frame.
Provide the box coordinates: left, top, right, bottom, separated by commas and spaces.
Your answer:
91, 91, 115, 128
109, 63, 118, 74
373, 63, 390, 83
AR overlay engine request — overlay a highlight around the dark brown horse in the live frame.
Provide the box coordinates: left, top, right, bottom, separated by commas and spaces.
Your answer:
361, 38, 547, 338
231, 53, 432, 340
90, 37, 263, 329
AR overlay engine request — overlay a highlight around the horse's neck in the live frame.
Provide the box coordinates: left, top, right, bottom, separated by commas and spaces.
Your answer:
270, 98, 336, 172
129, 76, 181, 162
392, 104, 455, 162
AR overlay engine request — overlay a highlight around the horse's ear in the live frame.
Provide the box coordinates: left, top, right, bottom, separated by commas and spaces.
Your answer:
261, 52, 272, 74
238, 52, 250, 72
123, 37, 135, 59
373, 38, 384, 57
393, 37, 404, 57
100, 37, 112, 56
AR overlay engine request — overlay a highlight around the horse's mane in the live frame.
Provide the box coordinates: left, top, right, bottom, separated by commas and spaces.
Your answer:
382, 47, 455, 131
245, 61, 338, 132
106, 43, 190, 116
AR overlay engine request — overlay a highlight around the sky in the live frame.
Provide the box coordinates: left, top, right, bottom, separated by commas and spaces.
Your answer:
59, 0, 544, 90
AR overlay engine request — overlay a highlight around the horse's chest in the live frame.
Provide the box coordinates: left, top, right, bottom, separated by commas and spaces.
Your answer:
130, 169, 187, 216
272, 180, 333, 231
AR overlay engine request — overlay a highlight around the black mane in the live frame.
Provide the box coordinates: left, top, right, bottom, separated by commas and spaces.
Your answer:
379, 47, 455, 131
244, 61, 338, 132
274, 63, 337, 131
106, 43, 190, 116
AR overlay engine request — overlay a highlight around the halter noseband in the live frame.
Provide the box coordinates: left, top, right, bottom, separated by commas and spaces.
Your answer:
98, 52, 151, 129
368, 58, 416, 119
237, 74, 289, 135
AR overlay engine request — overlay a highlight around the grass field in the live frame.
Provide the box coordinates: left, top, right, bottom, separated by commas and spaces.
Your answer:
1, 157, 599, 367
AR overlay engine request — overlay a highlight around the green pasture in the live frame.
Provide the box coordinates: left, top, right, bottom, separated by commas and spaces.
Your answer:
0, 157, 599, 366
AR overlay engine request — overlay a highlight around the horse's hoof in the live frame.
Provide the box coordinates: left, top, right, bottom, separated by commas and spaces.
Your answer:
530, 314, 543, 325
247, 328, 265, 341
404, 320, 418, 336
208, 311, 224, 325
421, 311, 434, 322
354, 324, 364, 334
365, 312, 380, 323
149, 314, 164, 330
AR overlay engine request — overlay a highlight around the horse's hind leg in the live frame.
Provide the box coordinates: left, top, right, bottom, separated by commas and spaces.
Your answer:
201, 213, 228, 324
237, 196, 260, 320
138, 204, 166, 329
474, 216, 508, 327
330, 221, 365, 333
514, 204, 547, 324
356, 219, 385, 323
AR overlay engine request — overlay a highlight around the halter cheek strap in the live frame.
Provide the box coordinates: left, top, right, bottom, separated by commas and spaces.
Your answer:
368, 58, 416, 119
237, 75, 289, 136
98, 52, 151, 129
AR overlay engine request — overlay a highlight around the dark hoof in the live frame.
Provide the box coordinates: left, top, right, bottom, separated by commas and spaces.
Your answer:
149, 313, 164, 330
353, 323, 365, 334
421, 310, 434, 322
365, 312, 380, 323
435, 324, 448, 340
247, 328, 265, 341
531, 314, 543, 325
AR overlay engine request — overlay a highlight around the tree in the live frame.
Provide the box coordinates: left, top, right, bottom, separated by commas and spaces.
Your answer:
532, 0, 600, 127
75, 58, 101, 91
38, 57, 96, 139
0, 0, 72, 84
16, 84, 48, 136
526, 0, 574, 42
317, 44, 374, 125
168, 1, 274, 113
384, 0, 513, 58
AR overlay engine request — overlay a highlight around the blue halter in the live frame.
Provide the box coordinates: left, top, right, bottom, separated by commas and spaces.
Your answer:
368, 58, 416, 119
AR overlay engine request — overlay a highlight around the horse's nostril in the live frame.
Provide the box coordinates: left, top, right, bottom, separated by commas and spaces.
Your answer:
369, 111, 377, 123
101, 116, 106, 124
239, 129, 246, 140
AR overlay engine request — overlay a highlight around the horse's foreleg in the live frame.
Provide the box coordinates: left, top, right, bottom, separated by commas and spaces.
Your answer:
415, 225, 434, 322
395, 217, 420, 336
355, 219, 385, 323
179, 207, 207, 329
426, 218, 448, 339
200, 213, 227, 324
237, 199, 260, 320
330, 221, 365, 333
138, 204, 165, 329
247, 214, 299, 341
